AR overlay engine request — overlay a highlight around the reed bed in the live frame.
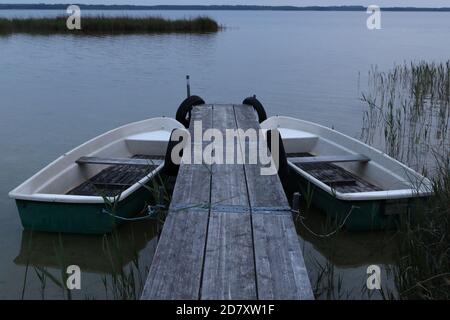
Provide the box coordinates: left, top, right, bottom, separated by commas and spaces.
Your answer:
0, 16, 220, 35
300, 62, 450, 300
361, 61, 450, 299
393, 155, 450, 299
361, 61, 449, 174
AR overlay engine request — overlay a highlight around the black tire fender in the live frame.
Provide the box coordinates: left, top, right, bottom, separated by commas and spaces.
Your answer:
175, 95, 205, 128
163, 129, 186, 176
266, 129, 289, 182
242, 96, 268, 123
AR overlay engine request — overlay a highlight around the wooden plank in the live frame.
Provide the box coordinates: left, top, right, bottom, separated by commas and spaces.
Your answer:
233, 105, 289, 207
201, 211, 256, 299
169, 106, 213, 206
233, 104, 314, 300
169, 163, 211, 206
252, 212, 314, 300
140, 208, 209, 299
141, 105, 212, 300
76, 156, 163, 166
201, 105, 256, 300
288, 154, 370, 165
143, 104, 313, 300
209, 105, 249, 206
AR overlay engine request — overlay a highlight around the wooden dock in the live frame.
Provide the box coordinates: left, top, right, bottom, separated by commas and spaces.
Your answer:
141, 104, 313, 300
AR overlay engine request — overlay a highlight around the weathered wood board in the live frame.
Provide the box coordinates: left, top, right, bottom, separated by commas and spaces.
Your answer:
234, 105, 314, 300
141, 106, 212, 299
201, 105, 256, 300
141, 104, 313, 300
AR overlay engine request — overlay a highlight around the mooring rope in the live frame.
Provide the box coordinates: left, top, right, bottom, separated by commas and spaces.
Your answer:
102, 204, 166, 221
293, 205, 358, 238
102, 193, 239, 222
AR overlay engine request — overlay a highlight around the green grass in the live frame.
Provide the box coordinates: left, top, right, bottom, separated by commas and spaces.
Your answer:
0, 15, 221, 35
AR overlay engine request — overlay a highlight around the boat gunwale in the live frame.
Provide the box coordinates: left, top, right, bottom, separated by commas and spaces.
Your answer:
10, 163, 164, 204
9, 116, 183, 204
288, 162, 432, 201
262, 116, 433, 201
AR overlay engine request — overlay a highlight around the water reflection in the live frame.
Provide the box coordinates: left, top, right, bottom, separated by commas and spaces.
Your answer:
14, 220, 159, 275
3, 9, 450, 299
285, 176, 398, 299
296, 209, 398, 267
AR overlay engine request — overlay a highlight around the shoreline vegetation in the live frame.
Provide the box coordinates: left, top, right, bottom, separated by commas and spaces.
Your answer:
361, 61, 450, 299
0, 16, 220, 35
301, 61, 449, 300
1, 4, 450, 12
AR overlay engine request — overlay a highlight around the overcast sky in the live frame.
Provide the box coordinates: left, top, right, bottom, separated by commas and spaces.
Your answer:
3, 1, 450, 8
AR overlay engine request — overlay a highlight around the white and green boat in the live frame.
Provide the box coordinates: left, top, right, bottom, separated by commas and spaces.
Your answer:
261, 116, 433, 231
9, 110, 434, 234
9, 117, 183, 234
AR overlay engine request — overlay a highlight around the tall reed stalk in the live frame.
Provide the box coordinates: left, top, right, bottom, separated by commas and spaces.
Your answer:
361, 61, 450, 299
361, 61, 449, 174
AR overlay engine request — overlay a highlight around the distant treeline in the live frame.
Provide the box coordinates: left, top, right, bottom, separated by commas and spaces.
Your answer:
1, 4, 450, 12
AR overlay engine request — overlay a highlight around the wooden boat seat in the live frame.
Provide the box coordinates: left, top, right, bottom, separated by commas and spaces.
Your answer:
76, 156, 163, 166
288, 154, 370, 165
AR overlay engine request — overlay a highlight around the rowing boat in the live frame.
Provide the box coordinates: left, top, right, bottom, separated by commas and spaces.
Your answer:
261, 116, 433, 231
9, 117, 183, 234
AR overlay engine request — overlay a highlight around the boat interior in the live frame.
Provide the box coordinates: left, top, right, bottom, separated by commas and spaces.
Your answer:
261, 116, 432, 199
67, 155, 163, 197
9, 118, 183, 202
286, 152, 381, 193
38, 131, 169, 198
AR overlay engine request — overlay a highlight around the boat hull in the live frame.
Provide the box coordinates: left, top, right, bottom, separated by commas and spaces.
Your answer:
261, 116, 432, 231
9, 117, 184, 234
15, 184, 153, 234
294, 175, 423, 231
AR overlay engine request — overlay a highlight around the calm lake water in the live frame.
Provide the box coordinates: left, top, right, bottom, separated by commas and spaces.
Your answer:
1, 9, 449, 299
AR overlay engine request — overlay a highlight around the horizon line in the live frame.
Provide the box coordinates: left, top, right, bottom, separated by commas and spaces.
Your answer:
1, 4, 450, 11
